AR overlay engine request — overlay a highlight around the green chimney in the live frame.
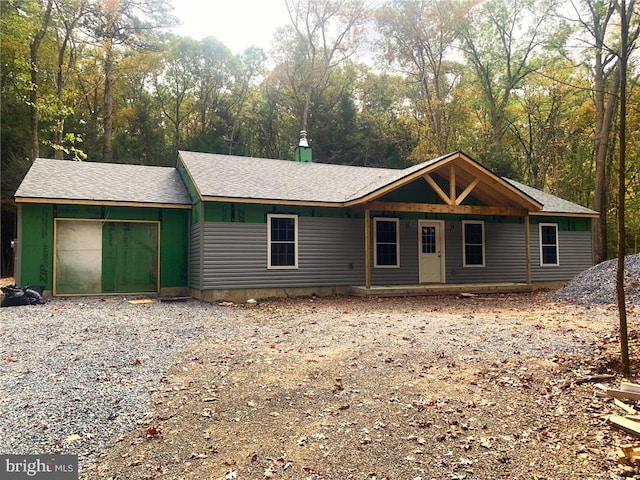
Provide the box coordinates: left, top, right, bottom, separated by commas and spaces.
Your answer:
294, 130, 312, 162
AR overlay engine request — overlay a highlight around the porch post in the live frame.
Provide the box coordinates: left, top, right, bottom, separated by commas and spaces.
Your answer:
525, 214, 532, 285
365, 207, 371, 289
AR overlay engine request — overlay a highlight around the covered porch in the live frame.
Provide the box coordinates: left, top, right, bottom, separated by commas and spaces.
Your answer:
348, 152, 543, 289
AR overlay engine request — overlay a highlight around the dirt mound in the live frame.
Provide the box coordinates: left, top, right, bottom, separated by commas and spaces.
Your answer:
553, 254, 640, 305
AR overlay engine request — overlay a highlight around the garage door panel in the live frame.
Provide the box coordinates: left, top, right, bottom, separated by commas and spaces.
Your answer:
55, 221, 102, 294
55, 220, 158, 295
102, 222, 158, 293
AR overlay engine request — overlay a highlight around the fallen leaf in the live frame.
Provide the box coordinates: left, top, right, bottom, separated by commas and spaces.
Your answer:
63, 434, 81, 443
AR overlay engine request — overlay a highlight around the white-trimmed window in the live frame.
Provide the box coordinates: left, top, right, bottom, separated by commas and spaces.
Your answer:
539, 223, 559, 266
374, 217, 400, 268
462, 220, 485, 267
267, 214, 298, 269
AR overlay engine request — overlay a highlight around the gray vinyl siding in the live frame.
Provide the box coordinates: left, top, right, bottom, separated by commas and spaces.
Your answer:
531, 230, 593, 282
189, 223, 202, 289
371, 219, 419, 285
443, 221, 593, 284
192, 214, 593, 291
445, 222, 528, 283
200, 217, 365, 289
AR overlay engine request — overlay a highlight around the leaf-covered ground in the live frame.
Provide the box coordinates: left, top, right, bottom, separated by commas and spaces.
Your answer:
84, 293, 640, 480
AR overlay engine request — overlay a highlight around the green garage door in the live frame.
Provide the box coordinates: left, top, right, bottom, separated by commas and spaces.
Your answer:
55, 220, 159, 295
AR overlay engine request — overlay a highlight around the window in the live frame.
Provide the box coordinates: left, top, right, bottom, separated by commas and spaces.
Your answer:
422, 225, 436, 254
539, 223, 559, 266
462, 220, 485, 267
374, 218, 400, 267
268, 214, 298, 269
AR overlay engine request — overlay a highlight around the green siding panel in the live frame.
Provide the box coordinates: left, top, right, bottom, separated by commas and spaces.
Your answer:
380, 177, 484, 206
20, 204, 188, 293
192, 201, 201, 225
177, 159, 200, 202
102, 222, 158, 293
530, 216, 591, 232
201, 202, 355, 224
205, 203, 231, 222
20, 203, 54, 289
103, 207, 158, 221
160, 209, 189, 288
57, 205, 101, 219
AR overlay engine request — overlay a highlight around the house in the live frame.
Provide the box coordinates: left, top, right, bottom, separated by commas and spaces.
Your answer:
14, 150, 598, 301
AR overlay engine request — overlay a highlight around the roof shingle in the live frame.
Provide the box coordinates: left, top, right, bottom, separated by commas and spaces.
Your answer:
15, 154, 598, 217
179, 151, 597, 215
15, 158, 192, 206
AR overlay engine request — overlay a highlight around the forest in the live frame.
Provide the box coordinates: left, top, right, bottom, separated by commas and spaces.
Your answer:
1, 0, 639, 277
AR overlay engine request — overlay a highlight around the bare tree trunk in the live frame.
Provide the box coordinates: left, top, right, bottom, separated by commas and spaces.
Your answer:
582, 0, 619, 264
53, 1, 83, 160
593, 64, 620, 264
103, 41, 114, 163
29, 0, 54, 161
616, 0, 639, 376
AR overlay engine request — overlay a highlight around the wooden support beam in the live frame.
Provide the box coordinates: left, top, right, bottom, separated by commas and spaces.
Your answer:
525, 215, 531, 285
365, 208, 371, 289
367, 201, 527, 217
424, 174, 452, 205
450, 164, 456, 204
455, 178, 480, 206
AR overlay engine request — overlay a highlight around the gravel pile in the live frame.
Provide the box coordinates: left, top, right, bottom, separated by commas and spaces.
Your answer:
553, 253, 640, 305
0, 297, 246, 465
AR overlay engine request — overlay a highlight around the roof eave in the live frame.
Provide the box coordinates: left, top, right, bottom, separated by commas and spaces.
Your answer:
200, 195, 344, 208
15, 197, 192, 209
177, 152, 205, 202
534, 210, 599, 218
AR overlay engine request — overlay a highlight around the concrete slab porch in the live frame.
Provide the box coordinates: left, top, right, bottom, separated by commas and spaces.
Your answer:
350, 282, 534, 297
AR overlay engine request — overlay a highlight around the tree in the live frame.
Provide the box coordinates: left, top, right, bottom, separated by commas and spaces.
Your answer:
376, 0, 464, 157
113, 50, 168, 165
83, 0, 176, 162
275, 0, 367, 141
353, 70, 418, 167
615, 0, 640, 375
29, 0, 54, 161
456, 0, 560, 175
47, 0, 88, 160
507, 60, 588, 191
227, 47, 266, 155
154, 37, 198, 150
570, 0, 621, 263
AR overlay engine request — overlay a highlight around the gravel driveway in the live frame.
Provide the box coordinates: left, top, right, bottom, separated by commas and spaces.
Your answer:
0, 293, 611, 475
0, 297, 237, 464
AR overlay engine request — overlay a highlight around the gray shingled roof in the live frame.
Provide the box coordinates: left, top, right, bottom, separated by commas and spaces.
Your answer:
179, 151, 596, 215
15, 158, 192, 206
179, 150, 449, 203
179, 151, 399, 203
505, 179, 598, 215
16, 154, 597, 217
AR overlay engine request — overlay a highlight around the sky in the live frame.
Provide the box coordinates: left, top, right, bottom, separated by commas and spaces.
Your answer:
171, 0, 291, 54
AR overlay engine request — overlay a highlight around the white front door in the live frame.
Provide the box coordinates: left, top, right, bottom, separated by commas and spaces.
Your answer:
419, 220, 444, 283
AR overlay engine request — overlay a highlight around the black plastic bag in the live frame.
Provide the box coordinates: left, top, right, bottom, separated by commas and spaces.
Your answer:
1, 285, 46, 307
